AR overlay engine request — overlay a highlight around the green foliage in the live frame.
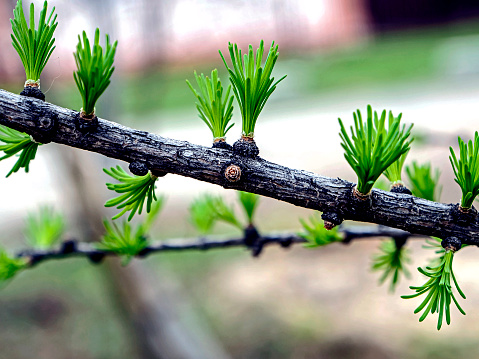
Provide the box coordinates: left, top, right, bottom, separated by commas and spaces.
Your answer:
220, 40, 286, 137
449, 132, 479, 209
98, 198, 164, 265
238, 191, 260, 224
0, 125, 39, 177
339, 105, 413, 195
186, 69, 234, 140
190, 195, 217, 235
371, 239, 411, 293
402, 250, 466, 330
374, 178, 390, 191
207, 195, 242, 229
73, 28, 117, 116
383, 113, 410, 185
24, 206, 65, 249
98, 220, 148, 265
104, 166, 158, 221
0, 248, 27, 283
406, 161, 442, 202
299, 214, 343, 248
190, 194, 242, 234
10, 0, 58, 83
383, 152, 409, 185
141, 197, 165, 234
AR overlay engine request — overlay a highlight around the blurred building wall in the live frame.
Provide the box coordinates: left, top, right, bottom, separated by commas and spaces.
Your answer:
368, 0, 479, 31
0, 0, 371, 82
2, 0, 479, 84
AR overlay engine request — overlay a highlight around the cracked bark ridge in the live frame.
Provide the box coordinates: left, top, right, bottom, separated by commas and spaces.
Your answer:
233, 136, 259, 158
3, 89, 479, 245
31, 112, 58, 144
390, 184, 412, 195
20, 86, 45, 101
451, 203, 478, 226
129, 161, 149, 176
150, 169, 167, 177
441, 236, 462, 252
212, 139, 232, 150
321, 211, 343, 230
345, 186, 372, 216
75, 112, 99, 134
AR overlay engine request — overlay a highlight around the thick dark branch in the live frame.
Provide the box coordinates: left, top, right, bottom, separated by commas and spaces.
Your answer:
16, 225, 416, 267
0, 90, 477, 244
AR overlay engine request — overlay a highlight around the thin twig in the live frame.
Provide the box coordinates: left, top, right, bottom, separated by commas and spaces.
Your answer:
14, 225, 421, 267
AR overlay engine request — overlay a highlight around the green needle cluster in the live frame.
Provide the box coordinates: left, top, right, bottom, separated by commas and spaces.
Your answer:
299, 214, 343, 248
238, 191, 260, 225
98, 220, 148, 265
206, 195, 242, 230
74, 28, 117, 116
449, 132, 479, 209
190, 194, 242, 234
190, 195, 217, 235
0, 249, 27, 283
220, 40, 286, 138
0, 125, 39, 177
406, 161, 442, 202
339, 105, 413, 195
24, 206, 65, 249
402, 250, 465, 330
371, 239, 411, 293
10, 0, 58, 85
382, 112, 410, 185
383, 151, 409, 186
104, 166, 158, 221
186, 69, 234, 141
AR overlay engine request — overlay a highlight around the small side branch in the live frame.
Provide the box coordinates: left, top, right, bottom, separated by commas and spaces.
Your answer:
15, 225, 418, 267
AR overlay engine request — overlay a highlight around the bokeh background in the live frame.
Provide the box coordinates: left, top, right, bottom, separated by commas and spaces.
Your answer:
1, 0, 479, 358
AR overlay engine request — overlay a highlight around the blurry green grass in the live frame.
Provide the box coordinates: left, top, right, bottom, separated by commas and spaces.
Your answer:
42, 20, 479, 119
0, 19, 477, 120
0, 259, 138, 358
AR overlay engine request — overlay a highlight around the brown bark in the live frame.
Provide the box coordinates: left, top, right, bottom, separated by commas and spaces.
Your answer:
0, 89, 477, 245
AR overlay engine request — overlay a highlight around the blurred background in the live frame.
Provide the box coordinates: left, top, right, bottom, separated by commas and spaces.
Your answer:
1, 0, 479, 358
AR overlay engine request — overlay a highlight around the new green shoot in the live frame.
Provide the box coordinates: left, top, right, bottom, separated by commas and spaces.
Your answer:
98, 220, 148, 265
0, 248, 27, 283
220, 40, 286, 137
24, 206, 65, 249
402, 250, 466, 330
238, 191, 260, 225
0, 125, 39, 177
186, 69, 234, 141
406, 161, 442, 202
382, 112, 410, 185
371, 239, 411, 293
10, 0, 58, 85
339, 105, 413, 195
104, 166, 158, 221
299, 214, 343, 248
449, 132, 479, 209
74, 28, 117, 116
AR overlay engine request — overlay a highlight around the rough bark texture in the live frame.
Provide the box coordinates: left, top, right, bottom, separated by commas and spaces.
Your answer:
1, 89, 478, 244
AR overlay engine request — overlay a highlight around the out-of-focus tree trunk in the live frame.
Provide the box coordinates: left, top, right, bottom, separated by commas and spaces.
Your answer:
53, 2, 230, 352
57, 147, 231, 359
